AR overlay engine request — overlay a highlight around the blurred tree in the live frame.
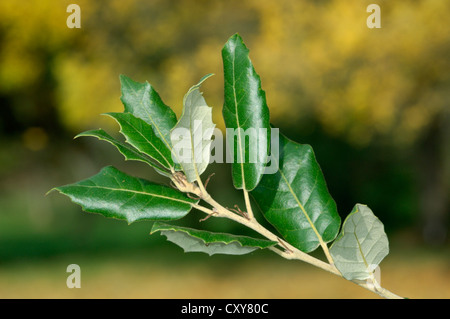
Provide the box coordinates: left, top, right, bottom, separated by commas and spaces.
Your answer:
0, 0, 448, 242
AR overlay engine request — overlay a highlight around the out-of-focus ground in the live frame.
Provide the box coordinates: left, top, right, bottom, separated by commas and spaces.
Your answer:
0, 244, 448, 299
0, 1, 449, 299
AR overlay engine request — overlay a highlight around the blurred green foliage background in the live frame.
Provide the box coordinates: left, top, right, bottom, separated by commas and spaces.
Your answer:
0, 0, 448, 298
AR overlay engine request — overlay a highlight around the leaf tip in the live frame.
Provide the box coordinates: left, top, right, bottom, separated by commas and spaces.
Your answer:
74, 129, 100, 140
230, 33, 242, 41
101, 112, 119, 120
119, 74, 131, 83
201, 73, 215, 81
150, 221, 163, 235
45, 187, 58, 197
224, 33, 247, 49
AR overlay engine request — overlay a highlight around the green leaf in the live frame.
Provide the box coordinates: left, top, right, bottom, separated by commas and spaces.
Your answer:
151, 222, 277, 256
119, 75, 177, 153
76, 129, 171, 177
251, 133, 341, 253
50, 166, 198, 224
222, 33, 271, 191
105, 112, 174, 170
170, 74, 215, 182
330, 204, 389, 281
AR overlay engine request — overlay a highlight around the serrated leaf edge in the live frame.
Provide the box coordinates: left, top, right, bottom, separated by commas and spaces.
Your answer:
104, 112, 174, 170
49, 166, 198, 224
74, 129, 171, 177
151, 222, 277, 249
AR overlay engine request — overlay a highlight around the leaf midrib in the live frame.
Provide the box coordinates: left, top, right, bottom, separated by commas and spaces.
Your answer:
66, 184, 194, 206
116, 115, 172, 169
231, 45, 246, 190
278, 168, 324, 246
125, 80, 180, 165
153, 223, 277, 248
177, 85, 213, 180
188, 101, 201, 179
350, 208, 377, 271
78, 130, 169, 175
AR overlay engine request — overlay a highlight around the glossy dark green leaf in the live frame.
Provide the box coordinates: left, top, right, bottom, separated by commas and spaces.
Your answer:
330, 204, 389, 281
50, 166, 197, 224
119, 75, 177, 153
170, 74, 215, 182
222, 34, 270, 191
76, 129, 171, 177
151, 222, 277, 256
105, 112, 174, 170
251, 133, 341, 253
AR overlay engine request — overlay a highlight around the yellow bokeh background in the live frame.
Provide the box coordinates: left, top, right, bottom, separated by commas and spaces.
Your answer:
0, 0, 448, 299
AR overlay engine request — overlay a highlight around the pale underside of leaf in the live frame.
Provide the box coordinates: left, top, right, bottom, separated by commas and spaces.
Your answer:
330, 204, 389, 281
151, 222, 277, 256
170, 74, 215, 182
